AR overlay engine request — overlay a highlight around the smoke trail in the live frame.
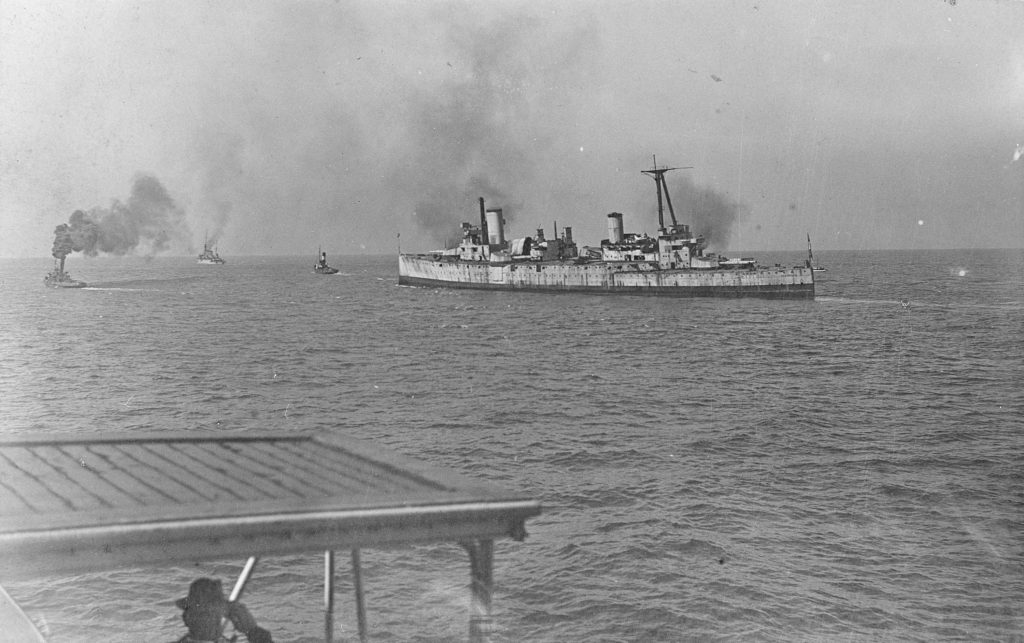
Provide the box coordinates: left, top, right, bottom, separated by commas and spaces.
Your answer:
412, 177, 516, 241
403, 11, 600, 244
191, 129, 244, 246
51, 174, 191, 259
657, 174, 746, 247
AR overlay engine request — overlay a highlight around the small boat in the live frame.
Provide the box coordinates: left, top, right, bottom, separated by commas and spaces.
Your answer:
807, 234, 827, 273
197, 232, 225, 264
314, 248, 339, 274
717, 256, 757, 270
43, 257, 86, 288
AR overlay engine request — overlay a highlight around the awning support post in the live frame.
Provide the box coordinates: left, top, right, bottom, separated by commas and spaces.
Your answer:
351, 548, 367, 643
229, 556, 259, 602
324, 550, 335, 643
221, 556, 259, 634
464, 539, 494, 643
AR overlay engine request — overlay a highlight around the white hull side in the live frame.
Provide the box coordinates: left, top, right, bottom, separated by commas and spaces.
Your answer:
398, 255, 814, 299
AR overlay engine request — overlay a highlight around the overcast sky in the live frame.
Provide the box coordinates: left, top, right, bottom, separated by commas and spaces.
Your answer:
2, 0, 1022, 259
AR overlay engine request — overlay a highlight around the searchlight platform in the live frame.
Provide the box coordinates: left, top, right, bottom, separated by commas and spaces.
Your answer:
0, 431, 541, 642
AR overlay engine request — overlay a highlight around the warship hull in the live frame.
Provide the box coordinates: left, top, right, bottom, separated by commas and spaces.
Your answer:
43, 257, 87, 288
398, 255, 814, 299
197, 232, 225, 264
44, 277, 87, 289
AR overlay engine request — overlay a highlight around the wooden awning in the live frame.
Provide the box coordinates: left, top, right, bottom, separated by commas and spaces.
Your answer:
0, 431, 541, 640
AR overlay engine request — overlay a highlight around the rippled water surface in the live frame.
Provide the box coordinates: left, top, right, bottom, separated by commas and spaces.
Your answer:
1, 249, 1022, 642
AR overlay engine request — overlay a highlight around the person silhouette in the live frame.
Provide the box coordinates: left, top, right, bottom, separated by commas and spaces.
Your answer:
173, 578, 272, 643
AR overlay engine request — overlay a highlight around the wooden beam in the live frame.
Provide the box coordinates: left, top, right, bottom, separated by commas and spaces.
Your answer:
0, 585, 45, 642
0, 501, 538, 581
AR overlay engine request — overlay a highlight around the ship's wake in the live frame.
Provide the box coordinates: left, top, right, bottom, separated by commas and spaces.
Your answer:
81, 287, 152, 292
81, 276, 205, 290
816, 295, 1023, 311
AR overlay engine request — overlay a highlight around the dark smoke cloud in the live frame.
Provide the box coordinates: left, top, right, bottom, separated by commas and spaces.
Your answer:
134, 4, 605, 254
51, 174, 191, 259
646, 173, 746, 247
412, 177, 511, 245
403, 11, 600, 245
190, 129, 245, 246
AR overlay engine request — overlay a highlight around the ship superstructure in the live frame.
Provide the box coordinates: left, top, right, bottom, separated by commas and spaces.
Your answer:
43, 256, 87, 288
398, 161, 815, 299
807, 234, 827, 273
198, 233, 225, 264
314, 248, 339, 274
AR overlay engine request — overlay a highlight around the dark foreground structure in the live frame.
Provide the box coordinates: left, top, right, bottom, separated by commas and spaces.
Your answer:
0, 431, 541, 642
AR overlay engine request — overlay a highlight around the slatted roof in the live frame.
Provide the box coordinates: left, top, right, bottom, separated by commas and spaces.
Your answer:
0, 431, 541, 581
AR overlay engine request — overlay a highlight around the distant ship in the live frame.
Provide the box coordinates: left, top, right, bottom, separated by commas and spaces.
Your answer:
398, 160, 815, 299
44, 257, 87, 288
198, 233, 225, 264
807, 235, 827, 273
314, 249, 338, 274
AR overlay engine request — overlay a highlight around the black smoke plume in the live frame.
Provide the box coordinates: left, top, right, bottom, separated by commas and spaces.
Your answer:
412, 177, 515, 243
51, 174, 191, 259
403, 12, 599, 244
656, 174, 746, 247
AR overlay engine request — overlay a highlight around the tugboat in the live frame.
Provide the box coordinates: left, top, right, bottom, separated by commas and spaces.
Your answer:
197, 233, 225, 264
44, 257, 87, 288
314, 248, 339, 274
398, 158, 815, 299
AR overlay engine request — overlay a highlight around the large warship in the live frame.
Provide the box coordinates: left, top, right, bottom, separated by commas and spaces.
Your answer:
44, 257, 87, 288
197, 233, 225, 264
398, 162, 815, 299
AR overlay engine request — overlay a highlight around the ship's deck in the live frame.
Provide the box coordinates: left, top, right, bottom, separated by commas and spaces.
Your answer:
0, 431, 541, 641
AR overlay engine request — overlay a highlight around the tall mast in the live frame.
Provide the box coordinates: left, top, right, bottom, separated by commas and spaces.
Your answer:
478, 198, 489, 247
641, 155, 692, 234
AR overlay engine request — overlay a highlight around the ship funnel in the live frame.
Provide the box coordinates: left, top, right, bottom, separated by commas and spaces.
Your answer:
607, 212, 624, 244
486, 208, 505, 245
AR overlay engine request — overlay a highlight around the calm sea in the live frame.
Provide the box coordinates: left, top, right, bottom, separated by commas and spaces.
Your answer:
1, 249, 1022, 642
